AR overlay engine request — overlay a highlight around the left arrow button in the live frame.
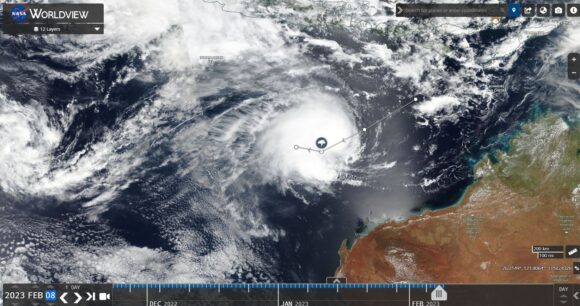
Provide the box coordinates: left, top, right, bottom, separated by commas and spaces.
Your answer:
60, 292, 68, 304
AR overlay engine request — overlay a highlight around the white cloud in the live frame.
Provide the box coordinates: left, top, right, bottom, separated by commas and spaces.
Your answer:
258, 90, 361, 186
413, 95, 460, 115
0, 95, 62, 195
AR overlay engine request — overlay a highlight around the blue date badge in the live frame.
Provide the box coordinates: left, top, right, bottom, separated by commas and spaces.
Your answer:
45, 290, 57, 301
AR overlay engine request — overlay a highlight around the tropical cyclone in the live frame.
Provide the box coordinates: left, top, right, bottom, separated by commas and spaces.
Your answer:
336, 115, 580, 283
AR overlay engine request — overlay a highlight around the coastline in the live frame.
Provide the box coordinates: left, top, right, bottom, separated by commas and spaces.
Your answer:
335, 112, 580, 283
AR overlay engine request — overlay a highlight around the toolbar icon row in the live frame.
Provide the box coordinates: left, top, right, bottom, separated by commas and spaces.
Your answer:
521, 3, 580, 17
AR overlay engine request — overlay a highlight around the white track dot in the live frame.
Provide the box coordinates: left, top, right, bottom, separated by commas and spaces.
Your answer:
293, 145, 299, 150
362, 128, 367, 132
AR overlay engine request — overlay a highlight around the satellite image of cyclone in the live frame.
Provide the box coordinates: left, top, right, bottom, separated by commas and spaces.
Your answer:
0, 0, 579, 289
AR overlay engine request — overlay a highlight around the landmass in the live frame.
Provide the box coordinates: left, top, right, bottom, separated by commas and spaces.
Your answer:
337, 115, 580, 283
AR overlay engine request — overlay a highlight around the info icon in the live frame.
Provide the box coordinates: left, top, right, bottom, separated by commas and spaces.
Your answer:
522, 4, 536, 17
537, 4, 550, 17
568, 4, 580, 17
552, 3, 565, 17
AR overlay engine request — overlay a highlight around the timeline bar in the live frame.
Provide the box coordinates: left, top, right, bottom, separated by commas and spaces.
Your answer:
3, 283, 580, 306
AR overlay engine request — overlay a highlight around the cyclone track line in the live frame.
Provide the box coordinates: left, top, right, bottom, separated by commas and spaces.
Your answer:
293, 99, 417, 154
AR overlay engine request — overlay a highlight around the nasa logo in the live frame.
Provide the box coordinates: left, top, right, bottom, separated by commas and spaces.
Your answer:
10, 5, 29, 23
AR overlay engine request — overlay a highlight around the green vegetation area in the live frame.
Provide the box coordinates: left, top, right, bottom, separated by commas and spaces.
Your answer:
489, 115, 580, 198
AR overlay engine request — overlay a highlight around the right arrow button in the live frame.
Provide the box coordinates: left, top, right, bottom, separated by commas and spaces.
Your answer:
74, 292, 82, 304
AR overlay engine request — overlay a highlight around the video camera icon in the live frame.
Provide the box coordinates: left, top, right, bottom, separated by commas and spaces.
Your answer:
99, 292, 111, 301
